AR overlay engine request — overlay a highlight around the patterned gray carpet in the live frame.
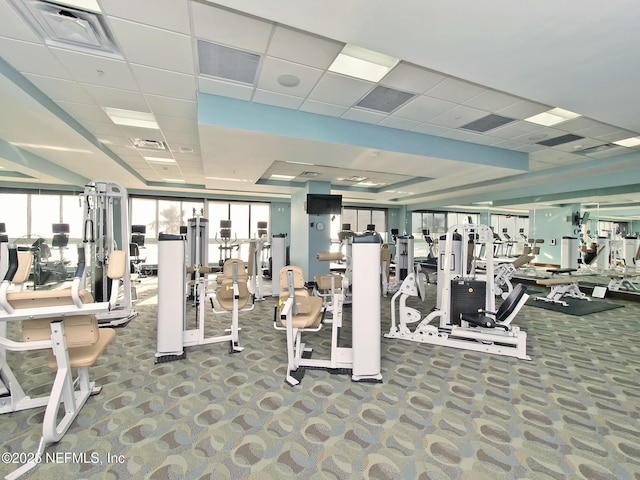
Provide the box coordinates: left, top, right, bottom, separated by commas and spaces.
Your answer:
1, 277, 640, 480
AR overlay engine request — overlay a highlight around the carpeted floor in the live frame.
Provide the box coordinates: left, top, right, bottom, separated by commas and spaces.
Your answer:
1, 277, 640, 480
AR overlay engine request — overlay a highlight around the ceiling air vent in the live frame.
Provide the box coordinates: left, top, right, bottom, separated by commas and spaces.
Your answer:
461, 114, 516, 133
536, 133, 584, 147
8, 0, 121, 57
198, 39, 261, 85
300, 171, 321, 177
356, 86, 415, 113
131, 138, 167, 151
579, 143, 629, 158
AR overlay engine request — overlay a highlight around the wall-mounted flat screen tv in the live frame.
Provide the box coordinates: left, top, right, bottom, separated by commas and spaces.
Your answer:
306, 194, 342, 215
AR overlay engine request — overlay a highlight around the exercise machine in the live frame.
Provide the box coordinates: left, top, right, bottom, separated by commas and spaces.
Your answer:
494, 251, 535, 299
269, 233, 287, 296
0, 245, 120, 479
82, 180, 136, 326
155, 233, 250, 362
275, 232, 382, 386
422, 229, 437, 266
215, 219, 238, 266
0, 223, 8, 281
385, 223, 530, 360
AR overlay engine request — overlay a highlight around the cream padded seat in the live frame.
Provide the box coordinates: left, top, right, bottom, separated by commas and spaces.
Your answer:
215, 258, 250, 310
279, 265, 323, 329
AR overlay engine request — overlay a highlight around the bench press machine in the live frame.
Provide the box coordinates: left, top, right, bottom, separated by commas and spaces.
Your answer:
0, 246, 120, 478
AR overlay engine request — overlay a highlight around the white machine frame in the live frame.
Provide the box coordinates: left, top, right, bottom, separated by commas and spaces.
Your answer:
385, 223, 530, 360
82, 180, 136, 326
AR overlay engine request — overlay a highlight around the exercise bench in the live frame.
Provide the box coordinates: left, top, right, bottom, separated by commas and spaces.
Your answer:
535, 275, 591, 307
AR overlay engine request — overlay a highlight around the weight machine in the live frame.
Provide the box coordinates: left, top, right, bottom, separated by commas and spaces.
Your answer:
385, 223, 530, 360
82, 180, 136, 326
215, 219, 238, 266
1, 223, 9, 282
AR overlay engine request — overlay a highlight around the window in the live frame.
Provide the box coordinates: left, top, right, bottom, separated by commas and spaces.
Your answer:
343, 207, 387, 237
131, 198, 157, 239
0, 193, 28, 240
31, 194, 60, 239
158, 200, 182, 235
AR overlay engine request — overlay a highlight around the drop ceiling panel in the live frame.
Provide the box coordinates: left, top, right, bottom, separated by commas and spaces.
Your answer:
0, 1, 41, 43
511, 126, 567, 144
496, 100, 550, 120
101, 0, 191, 34
56, 101, 111, 124
268, 25, 343, 69
572, 123, 621, 139
411, 123, 453, 137
191, 2, 272, 53
97, 135, 134, 147
463, 89, 521, 112
82, 120, 128, 137
108, 18, 195, 74
0, 38, 72, 80
424, 77, 486, 104
552, 137, 604, 153
81, 84, 149, 111
380, 62, 447, 94
253, 90, 304, 109
49, 49, 139, 91
299, 100, 348, 117
378, 116, 421, 131
487, 120, 546, 140
341, 108, 386, 124
145, 95, 197, 119
428, 104, 487, 129
22, 74, 95, 104
130, 65, 196, 100
163, 131, 199, 146
307, 72, 374, 106
257, 57, 323, 97
593, 129, 637, 143
198, 76, 253, 100
393, 95, 455, 122
156, 115, 198, 135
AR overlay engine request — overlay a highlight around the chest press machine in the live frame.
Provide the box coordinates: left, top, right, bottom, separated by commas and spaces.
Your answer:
385, 223, 530, 360
0, 245, 121, 479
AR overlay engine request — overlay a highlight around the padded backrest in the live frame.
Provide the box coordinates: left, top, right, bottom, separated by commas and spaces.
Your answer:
222, 258, 247, 279
512, 254, 534, 269
13, 251, 33, 285
107, 250, 126, 280
496, 283, 527, 321
216, 277, 250, 310
279, 266, 305, 289
279, 288, 314, 315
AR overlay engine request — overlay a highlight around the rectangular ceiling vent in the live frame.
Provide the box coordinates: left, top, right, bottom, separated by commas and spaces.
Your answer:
460, 114, 516, 133
300, 171, 321, 177
579, 143, 629, 158
356, 86, 415, 113
131, 138, 167, 151
198, 39, 261, 85
343, 175, 368, 182
536, 133, 584, 147
8, 0, 121, 58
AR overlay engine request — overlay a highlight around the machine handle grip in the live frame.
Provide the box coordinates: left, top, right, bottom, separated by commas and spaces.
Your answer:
3, 246, 18, 282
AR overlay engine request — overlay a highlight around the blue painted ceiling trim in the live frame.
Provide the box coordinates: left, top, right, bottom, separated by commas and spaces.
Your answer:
198, 93, 528, 171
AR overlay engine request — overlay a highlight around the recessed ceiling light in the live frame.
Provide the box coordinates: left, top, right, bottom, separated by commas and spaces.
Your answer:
205, 176, 246, 182
163, 178, 185, 183
355, 181, 378, 187
524, 107, 580, 127
612, 137, 640, 147
344, 175, 368, 182
104, 107, 159, 129
285, 161, 315, 166
277, 74, 300, 88
329, 44, 399, 83
145, 157, 176, 164
270, 174, 295, 181
178, 147, 194, 153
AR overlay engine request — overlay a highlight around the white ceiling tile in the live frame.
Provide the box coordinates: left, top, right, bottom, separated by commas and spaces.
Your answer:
556, 116, 605, 133
512, 143, 546, 154
49, 48, 139, 90
573, 123, 625, 139
496, 100, 550, 120
163, 131, 199, 145
268, 25, 343, 69
594, 129, 637, 142
191, 2, 272, 53
424, 77, 486, 104
23, 74, 95, 103
427, 104, 487, 129
0, 1, 41, 42
393, 95, 455, 122
81, 83, 149, 111
198, 76, 253, 100
491, 139, 528, 151
108, 18, 194, 74
341, 108, 386, 125
56, 101, 111, 123
114, 126, 166, 141
381, 62, 447, 94
257, 57, 323, 97
156, 115, 198, 135
96, 135, 132, 147
463, 89, 521, 112
108, 144, 141, 156
378, 116, 421, 131
145, 95, 197, 119
169, 143, 201, 156
82, 121, 129, 136
101, 0, 191, 34
131, 64, 196, 100
299, 100, 348, 117
511, 126, 567, 144
0, 38, 72, 80
411, 123, 455, 137
307, 72, 373, 107
253, 90, 304, 109
487, 120, 545, 140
